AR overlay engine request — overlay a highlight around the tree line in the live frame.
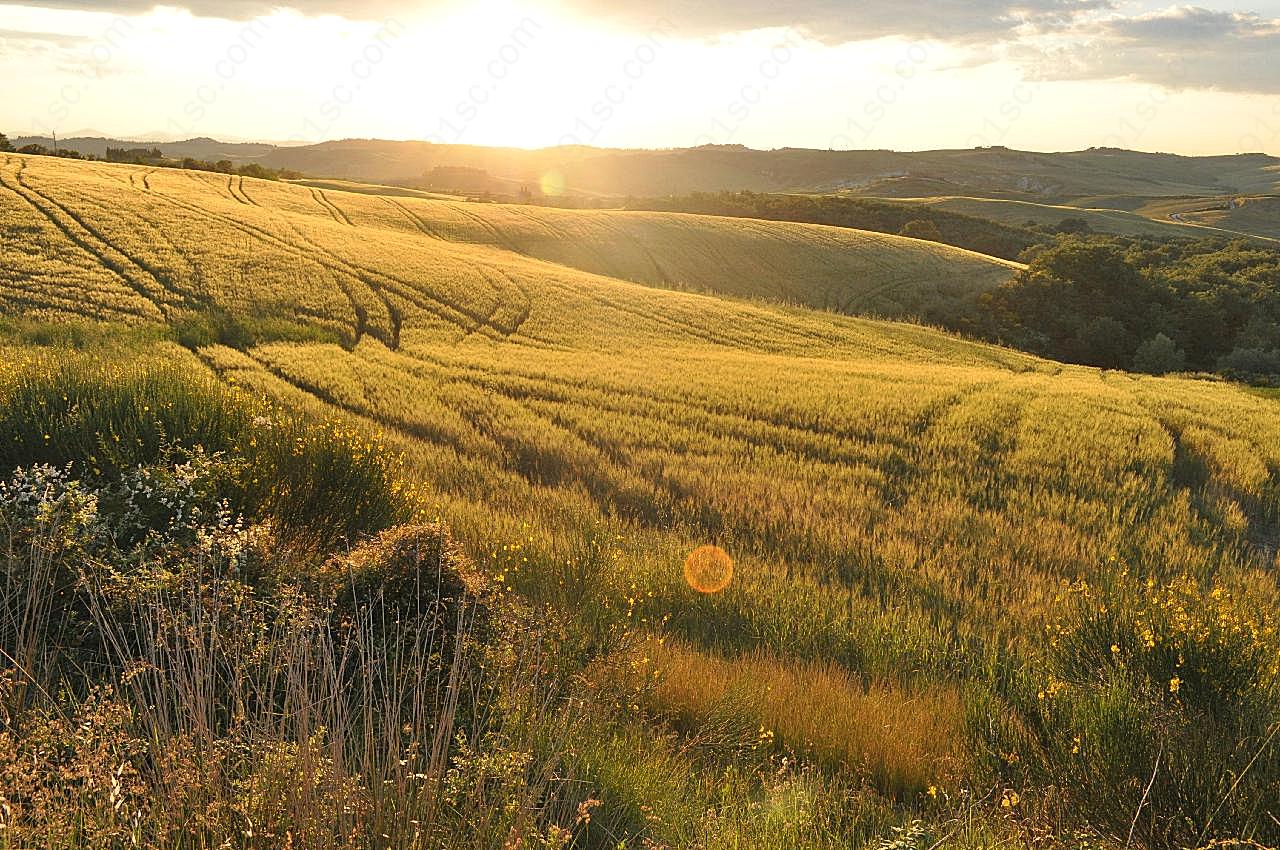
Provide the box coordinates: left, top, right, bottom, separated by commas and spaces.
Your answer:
0, 131, 298, 181
961, 236, 1280, 382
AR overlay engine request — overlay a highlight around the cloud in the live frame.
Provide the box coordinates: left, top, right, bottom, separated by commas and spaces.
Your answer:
1013, 6, 1280, 93
555, 0, 1113, 43
0, 0, 409, 20
2, 0, 1277, 95
0, 0, 1114, 38
0, 27, 88, 44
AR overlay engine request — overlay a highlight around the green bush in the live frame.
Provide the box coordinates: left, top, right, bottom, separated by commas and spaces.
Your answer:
0, 356, 416, 549
987, 574, 1280, 848
172, 307, 348, 351
1133, 333, 1186, 375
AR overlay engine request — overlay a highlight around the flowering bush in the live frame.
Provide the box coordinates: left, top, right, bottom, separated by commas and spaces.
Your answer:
987, 572, 1280, 849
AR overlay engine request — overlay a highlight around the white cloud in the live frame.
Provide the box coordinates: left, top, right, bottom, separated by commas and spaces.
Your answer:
1013, 5, 1280, 93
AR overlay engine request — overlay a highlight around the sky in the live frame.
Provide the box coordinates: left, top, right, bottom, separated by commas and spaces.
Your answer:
1, 0, 1279, 154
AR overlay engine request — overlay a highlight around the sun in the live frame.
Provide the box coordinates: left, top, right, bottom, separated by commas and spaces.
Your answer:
684, 545, 733, 594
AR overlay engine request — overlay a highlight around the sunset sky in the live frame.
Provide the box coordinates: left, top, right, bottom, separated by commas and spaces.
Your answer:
2, 0, 1278, 154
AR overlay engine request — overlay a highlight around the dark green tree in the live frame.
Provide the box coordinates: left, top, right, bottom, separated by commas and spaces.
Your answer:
899, 219, 944, 242
1132, 333, 1186, 375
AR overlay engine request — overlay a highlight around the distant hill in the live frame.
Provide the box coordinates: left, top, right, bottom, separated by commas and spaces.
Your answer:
892, 196, 1280, 244
13, 135, 1279, 202
12, 135, 280, 162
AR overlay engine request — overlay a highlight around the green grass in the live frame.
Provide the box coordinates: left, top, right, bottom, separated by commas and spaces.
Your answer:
1135, 195, 1280, 242
892, 196, 1218, 240
0, 352, 418, 549
1, 153, 1279, 848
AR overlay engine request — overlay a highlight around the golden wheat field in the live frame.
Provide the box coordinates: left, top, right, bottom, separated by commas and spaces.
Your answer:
0, 154, 1018, 344
3, 153, 1280, 847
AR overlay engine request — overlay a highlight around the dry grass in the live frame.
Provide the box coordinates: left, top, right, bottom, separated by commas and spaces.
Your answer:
643, 638, 967, 798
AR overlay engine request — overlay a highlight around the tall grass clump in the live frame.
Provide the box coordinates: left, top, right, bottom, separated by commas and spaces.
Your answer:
0, 355, 416, 550
0, 373, 607, 848
983, 572, 1280, 849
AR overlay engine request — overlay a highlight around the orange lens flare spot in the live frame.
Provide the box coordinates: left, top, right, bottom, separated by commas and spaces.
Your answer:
684, 545, 733, 594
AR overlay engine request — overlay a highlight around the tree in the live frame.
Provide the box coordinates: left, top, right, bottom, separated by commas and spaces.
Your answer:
1217, 347, 1280, 379
0, 133, 10, 153
899, 219, 944, 242
1132, 333, 1186, 375
1054, 217, 1093, 235
1073, 316, 1134, 369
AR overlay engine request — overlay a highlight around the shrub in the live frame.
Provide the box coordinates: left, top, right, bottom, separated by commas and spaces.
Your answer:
0, 455, 582, 847
1217, 347, 1280, 381
899, 220, 944, 242
1133, 333, 1186, 375
988, 574, 1280, 848
0, 357, 417, 550
322, 523, 483, 611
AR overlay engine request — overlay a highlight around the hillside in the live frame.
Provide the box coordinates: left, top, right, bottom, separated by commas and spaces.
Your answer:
1136, 195, 1280, 240
16, 135, 1280, 200
894, 196, 1216, 239
3, 152, 1280, 847
0, 155, 1017, 338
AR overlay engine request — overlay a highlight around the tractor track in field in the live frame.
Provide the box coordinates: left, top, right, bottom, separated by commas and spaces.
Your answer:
441, 202, 525, 252
502, 205, 650, 286
382, 197, 444, 239
377, 345, 900, 457
471, 263, 534, 336
225, 175, 258, 206
144, 179, 535, 348
237, 177, 260, 207
235, 348, 490, 461
259, 203, 530, 344
585, 288, 741, 347
358, 348, 959, 557
277, 219, 403, 348
226, 176, 249, 205
0, 160, 176, 320
601, 217, 674, 285
311, 187, 352, 226
178, 188, 496, 339
0, 286, 152, 323
139, 183, 380, 346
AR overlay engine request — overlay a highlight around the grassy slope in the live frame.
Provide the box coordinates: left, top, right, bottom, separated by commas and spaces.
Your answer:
0, 155, 1017, 339
894, 196, 1208, 239
1136, 195, 1280, 241
3, 153, 1280, 827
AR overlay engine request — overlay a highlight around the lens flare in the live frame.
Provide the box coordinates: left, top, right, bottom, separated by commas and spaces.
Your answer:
684, 545, 733, 594
539, 170, 566, 197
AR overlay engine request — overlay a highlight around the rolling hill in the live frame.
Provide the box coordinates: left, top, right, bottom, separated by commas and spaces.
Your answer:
1136, 195, 1280, 240
15, 135, 1280, 200
892, 196, 1217, 239
0, 154, 1018, 341
3, 151, 1280, 847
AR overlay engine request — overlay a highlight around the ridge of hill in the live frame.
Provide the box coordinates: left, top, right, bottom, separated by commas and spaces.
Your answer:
13, 135, 1278, 201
